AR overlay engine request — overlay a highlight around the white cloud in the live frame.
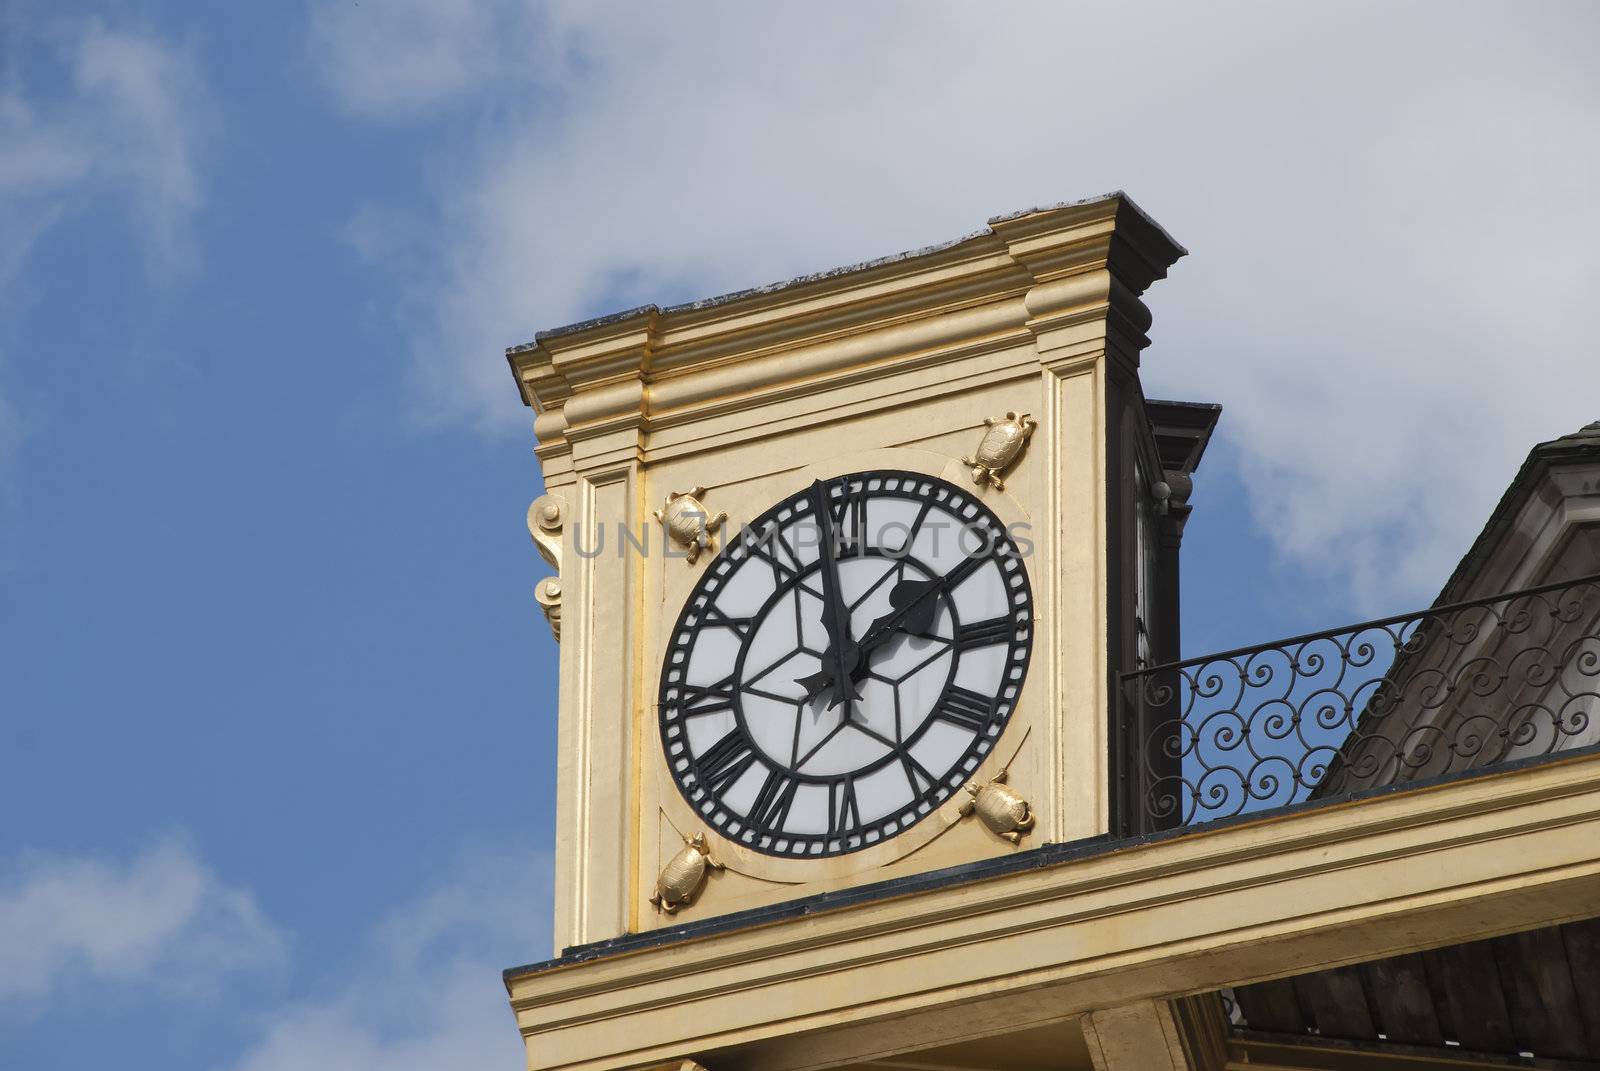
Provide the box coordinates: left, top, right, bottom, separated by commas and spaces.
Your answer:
307, 0, 542, 121
0, 19, 211, 287
311, 0, 1600, 609
1, 836, 549, 1066
219, 848, 551, 1071
0, 18, 213, 486
0, 837, 285, 1004
71, 21, 210, 272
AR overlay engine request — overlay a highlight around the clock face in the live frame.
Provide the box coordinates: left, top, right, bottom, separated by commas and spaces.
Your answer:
658, 470, 1033, 858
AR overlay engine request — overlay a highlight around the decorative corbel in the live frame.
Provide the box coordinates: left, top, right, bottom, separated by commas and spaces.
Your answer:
527, 493, 566, 640
962, 411, 1037, 491
534, 577, 562, 641
654, 487, 726, 565
1154, 469, 1192, 516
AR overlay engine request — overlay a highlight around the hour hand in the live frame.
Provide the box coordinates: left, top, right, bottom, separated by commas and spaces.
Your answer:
861, 576, 942, 648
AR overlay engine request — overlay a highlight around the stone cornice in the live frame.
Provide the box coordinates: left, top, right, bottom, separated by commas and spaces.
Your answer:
508, 194, 1185, 469
504, 749, 1600, 1071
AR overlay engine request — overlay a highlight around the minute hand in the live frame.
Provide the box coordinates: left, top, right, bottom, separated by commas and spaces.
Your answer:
807, 480, 860, 708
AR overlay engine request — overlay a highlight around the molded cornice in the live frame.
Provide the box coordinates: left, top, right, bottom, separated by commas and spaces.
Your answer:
508, 193, 1186, 467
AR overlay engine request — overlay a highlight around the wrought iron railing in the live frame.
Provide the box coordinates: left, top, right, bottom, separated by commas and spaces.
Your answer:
1115, 573, 1600, 834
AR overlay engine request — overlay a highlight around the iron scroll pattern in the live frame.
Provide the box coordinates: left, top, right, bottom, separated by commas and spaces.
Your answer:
1117, 574, 1600, 833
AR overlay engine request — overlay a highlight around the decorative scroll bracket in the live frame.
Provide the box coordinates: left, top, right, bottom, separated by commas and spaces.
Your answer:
527, 493, 567, 640
534, 577, 562, 641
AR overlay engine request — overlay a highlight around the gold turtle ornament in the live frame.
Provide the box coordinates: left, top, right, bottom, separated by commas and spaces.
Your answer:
958, 769, 1036, 845
962, 412, 1037, 491
654, 487, 727, 564
649, 831, 724, 914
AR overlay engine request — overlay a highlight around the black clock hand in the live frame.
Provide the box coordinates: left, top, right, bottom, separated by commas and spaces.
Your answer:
808, 558, 966, 699
804, 579, 931, 699
857, 575, 944, 656
796, 479, 861, 708
850, 556, 984, 676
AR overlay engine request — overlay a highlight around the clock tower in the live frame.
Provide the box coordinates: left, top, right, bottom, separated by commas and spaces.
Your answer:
504, 193, 1600, 1071
506, 193, 1216, 1070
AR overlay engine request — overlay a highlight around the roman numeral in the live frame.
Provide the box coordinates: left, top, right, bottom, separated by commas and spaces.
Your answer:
828, 777, 862, 835
875, 494, 928, 556
934, 686, 995, 733
744, 523, 802, 582
749, 767, 799, 831
696, 731, 757, 796
955, 616, 1014, 651
702, 604, 752, 638
831, 480, 868, 554
900, 753, 937, 796
679, 674, 737, 717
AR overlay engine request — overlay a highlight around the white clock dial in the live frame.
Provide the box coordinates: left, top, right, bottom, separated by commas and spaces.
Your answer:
659, 471, 1033, 857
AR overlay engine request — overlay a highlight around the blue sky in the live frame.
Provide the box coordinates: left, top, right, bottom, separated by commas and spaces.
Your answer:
1, 2, 1596, 1068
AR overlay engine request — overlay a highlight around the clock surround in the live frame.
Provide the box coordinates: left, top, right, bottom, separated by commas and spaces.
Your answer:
657, 469, 1035, 860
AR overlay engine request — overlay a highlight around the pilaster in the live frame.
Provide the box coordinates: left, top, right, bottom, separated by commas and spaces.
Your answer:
992, 198, 1185, 841
533, 317, 653, 951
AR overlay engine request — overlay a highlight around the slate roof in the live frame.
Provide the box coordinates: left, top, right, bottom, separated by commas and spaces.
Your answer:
1436, 418, 1600, 605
